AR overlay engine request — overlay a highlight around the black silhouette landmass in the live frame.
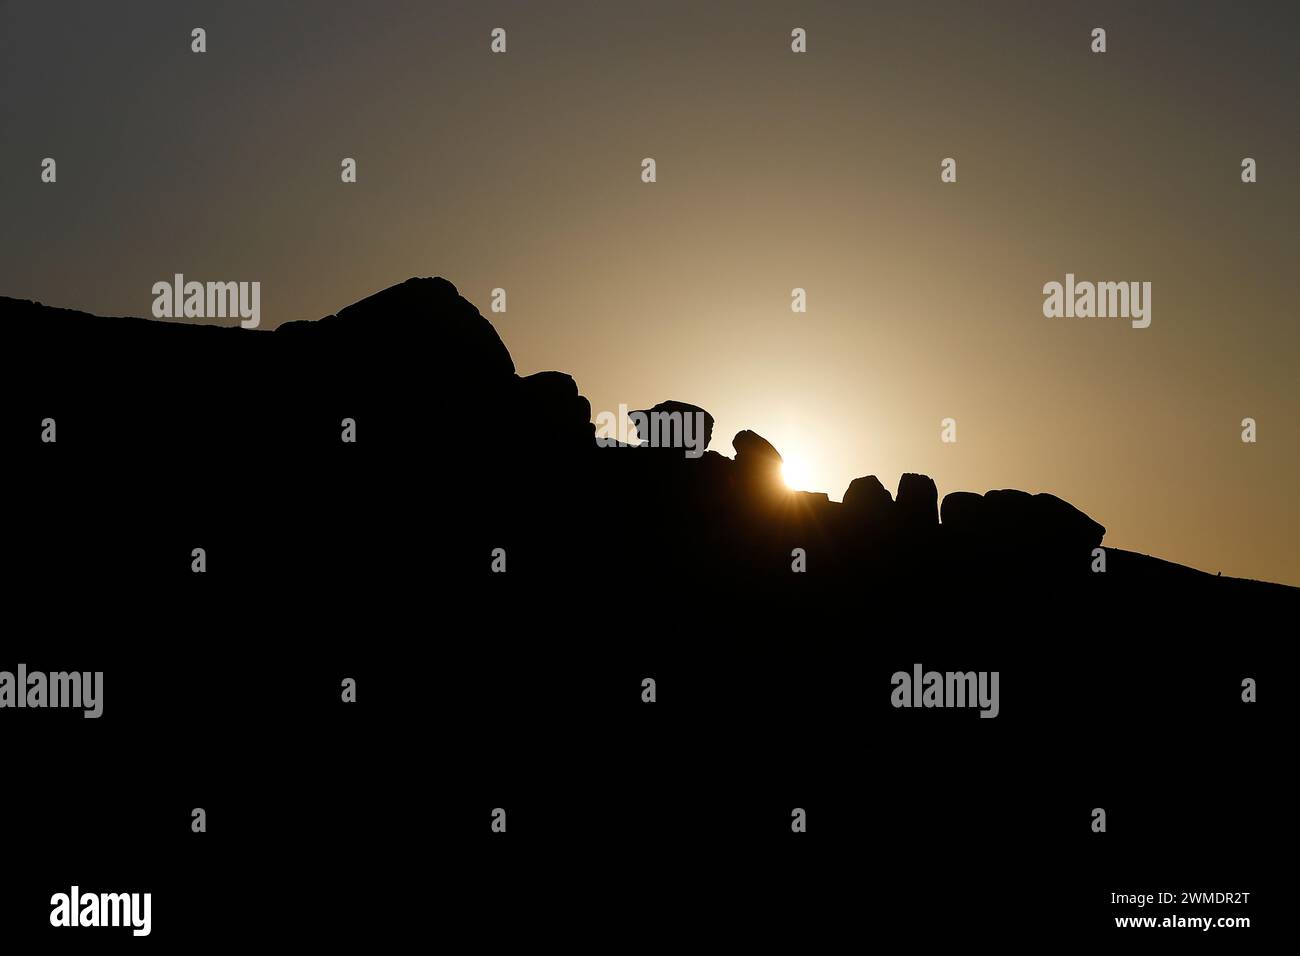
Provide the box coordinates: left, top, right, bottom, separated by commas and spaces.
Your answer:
4, 277, 1296, 620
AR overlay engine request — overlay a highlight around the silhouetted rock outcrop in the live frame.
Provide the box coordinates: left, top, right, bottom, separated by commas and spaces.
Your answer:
4, 275, 1295, 606
279, 276, 515, 379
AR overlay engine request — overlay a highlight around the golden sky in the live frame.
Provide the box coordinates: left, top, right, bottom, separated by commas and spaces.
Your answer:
3, 1, 1296, 583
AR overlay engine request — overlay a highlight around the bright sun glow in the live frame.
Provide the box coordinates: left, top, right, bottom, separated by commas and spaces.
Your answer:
781, 459, 813, 491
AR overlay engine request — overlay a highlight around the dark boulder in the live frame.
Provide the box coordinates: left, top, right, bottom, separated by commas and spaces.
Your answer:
733, 429, 783, 468
1020, 491, 1105, 553
515, 371, 593, 448
843, 475, 894, 524
731, 430, 785, 500
627, 400, 714, 453
895, 473, 938, 528
939, 490, 986, 531
941, 488, 1105, 556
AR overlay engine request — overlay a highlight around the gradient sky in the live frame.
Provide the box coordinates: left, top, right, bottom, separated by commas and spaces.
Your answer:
3, 0, 1297, 584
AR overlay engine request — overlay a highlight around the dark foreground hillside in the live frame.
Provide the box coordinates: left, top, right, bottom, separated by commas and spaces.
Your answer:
1, 279, 1288, 947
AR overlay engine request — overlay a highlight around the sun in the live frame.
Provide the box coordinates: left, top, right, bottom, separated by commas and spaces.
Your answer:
781, 459, 813, 491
